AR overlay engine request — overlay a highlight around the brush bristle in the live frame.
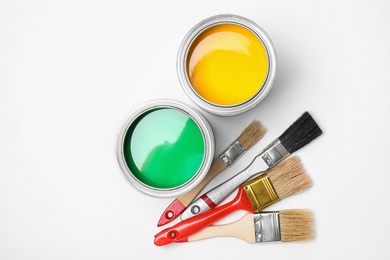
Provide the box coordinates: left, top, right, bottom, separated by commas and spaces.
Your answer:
237, 120, 267, 150
280, 209, 314, 242
278, 112, 322, 154
267, 156, 312, 199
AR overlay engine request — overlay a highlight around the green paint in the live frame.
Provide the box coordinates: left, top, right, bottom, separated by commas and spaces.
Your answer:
123, 108, 205, 189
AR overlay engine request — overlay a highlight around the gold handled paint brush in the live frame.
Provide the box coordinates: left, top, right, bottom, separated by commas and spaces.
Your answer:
154, 156, 312, 246
179, 209, 314, 243
158, 120, 267, 226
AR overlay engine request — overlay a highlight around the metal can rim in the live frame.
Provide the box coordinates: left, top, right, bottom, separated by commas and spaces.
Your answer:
177, 14, 277, 116
114, 99, 215, 198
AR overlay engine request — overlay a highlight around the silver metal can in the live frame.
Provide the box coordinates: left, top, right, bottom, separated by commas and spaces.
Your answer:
115, 99, 215, 198
177, 14, 277, 116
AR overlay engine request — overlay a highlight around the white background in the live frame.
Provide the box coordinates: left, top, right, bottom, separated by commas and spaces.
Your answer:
1, 0, 390, 259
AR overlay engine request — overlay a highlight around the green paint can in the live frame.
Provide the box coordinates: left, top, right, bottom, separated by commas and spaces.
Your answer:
115, 100, 215, 198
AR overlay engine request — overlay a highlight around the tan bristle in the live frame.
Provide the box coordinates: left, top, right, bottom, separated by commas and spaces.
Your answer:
267, 156, 312, 199
279, 209, 314, 242
236, 120, 267, 150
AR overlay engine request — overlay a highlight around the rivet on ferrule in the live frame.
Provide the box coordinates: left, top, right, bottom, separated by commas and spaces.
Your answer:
220, 140, 245, 166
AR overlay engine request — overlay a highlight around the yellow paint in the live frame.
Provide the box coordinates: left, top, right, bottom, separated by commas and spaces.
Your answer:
186, 23, 269, 106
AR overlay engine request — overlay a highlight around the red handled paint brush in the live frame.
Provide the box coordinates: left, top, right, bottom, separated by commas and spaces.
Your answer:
157, 120, 266, 226
180, 111, 322, 221
179, 209, 314, 243
154, 156, 312, 246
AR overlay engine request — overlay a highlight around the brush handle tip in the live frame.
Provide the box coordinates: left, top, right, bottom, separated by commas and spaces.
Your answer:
157, 199, 186, 227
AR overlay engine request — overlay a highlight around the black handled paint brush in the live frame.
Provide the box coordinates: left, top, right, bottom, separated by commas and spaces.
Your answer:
158, 120, 267, 226
181, 111, 322, 220
179, 209, 314, 243
154, 156, 312, 246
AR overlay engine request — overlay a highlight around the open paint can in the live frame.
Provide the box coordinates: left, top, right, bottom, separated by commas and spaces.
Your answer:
177, 14, 277, 116
115, 100, 215, 198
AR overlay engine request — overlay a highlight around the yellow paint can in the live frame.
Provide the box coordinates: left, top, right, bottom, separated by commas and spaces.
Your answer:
178, 14, 277, 116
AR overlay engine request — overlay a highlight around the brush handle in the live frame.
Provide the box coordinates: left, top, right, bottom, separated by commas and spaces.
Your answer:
178, 157, 227, 206
186, 213, 255, 243
154, 186, 254, 246
181, 154, 268, 220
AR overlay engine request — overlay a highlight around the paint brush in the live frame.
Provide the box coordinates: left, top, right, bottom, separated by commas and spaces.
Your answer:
154, 156, 312, 246
157, 120, 267, 226
179, 209, 314, 243
180, 111, 321, 221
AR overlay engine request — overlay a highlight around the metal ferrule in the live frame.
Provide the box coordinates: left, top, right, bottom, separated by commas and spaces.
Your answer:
254, 211, 281, 243
243, 174, 280, 212
260, 139, 289, 168
220, 140, 245, 166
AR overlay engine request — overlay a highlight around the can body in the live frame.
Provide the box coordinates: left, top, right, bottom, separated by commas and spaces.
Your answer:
115, 99, 215, 198
177, 14, 277, 116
